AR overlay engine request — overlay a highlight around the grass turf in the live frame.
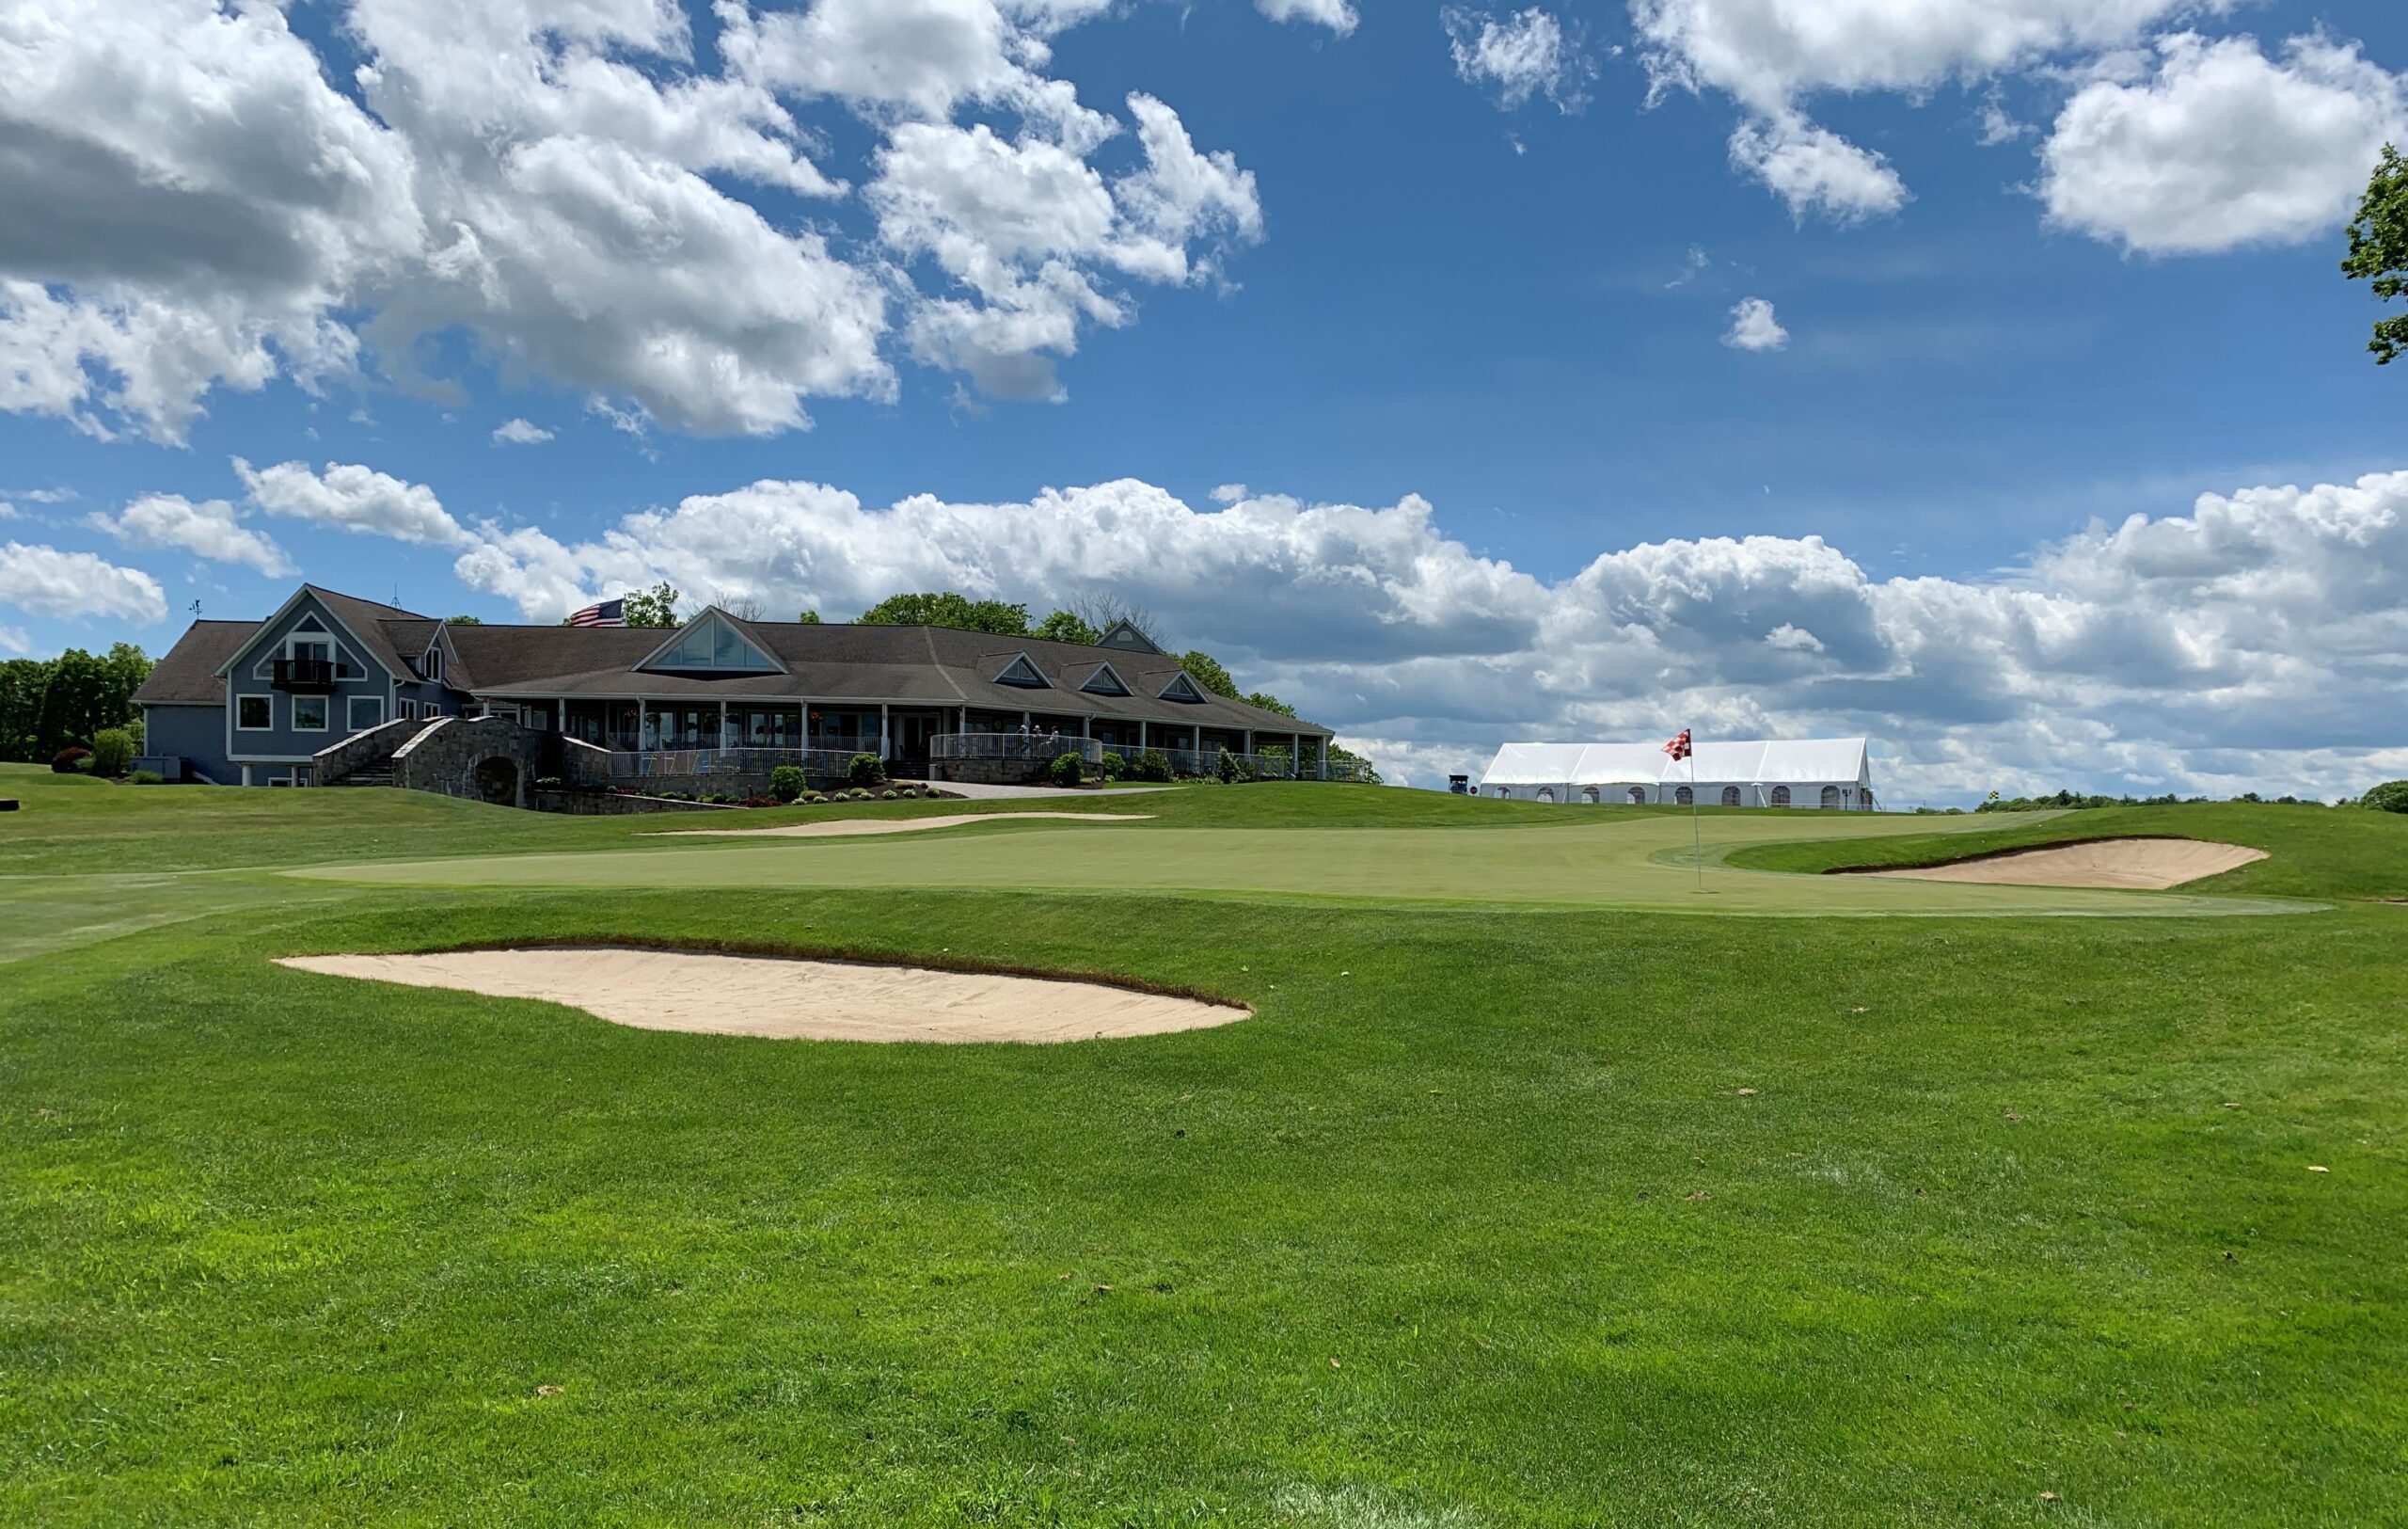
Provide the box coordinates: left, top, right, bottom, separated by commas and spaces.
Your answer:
5, 764, 2406, 1524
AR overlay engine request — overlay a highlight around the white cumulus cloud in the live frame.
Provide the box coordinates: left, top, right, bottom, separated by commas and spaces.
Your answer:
87, 493, 293, 576
234, 457, 468, 548
0, 541, 166, 625
1445, 8, 1595, 114
1257, 0, 1358, 38
492, 418, 555, 445
1722, 296, 1790, 350
2039, 32, 2407, 256
0, 0, 1269, 441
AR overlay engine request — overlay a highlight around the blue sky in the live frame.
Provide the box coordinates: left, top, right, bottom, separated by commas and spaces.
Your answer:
5, 0, 2408, 800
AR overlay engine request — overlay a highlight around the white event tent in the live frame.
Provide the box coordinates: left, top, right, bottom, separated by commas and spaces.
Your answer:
1476, 738, 1876, 809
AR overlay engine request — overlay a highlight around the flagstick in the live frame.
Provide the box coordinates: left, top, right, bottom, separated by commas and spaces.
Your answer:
1689, 734, 1703, 892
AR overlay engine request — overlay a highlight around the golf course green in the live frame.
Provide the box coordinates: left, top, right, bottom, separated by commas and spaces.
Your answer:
5, 765, 2404, 1525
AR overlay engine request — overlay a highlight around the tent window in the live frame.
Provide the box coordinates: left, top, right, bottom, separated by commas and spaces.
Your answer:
1628, 787, 1648, 805
1674, 786, 1693, 806
1771, 786, 1791, 807
1580, 787, 1599, 804
1536, 788, 1555, 803
1820, 785, 1843, 809
1721, 787, 1741, 807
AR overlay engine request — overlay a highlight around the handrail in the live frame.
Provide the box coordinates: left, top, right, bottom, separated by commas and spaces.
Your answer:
930, 733, 1104, 764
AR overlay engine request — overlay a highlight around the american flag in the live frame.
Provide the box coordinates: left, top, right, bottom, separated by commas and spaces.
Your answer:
569, 597, 626, 628
1663, 728, 1692, 761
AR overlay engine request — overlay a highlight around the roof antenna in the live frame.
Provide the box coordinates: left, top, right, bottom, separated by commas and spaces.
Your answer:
189, 598, 203, 619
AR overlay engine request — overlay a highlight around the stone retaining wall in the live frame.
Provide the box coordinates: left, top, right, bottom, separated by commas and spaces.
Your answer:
531, 789, 735, 816
391, 717, 611, 806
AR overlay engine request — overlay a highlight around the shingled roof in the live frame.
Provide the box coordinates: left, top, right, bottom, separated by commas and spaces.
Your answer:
134, 621, 261, 704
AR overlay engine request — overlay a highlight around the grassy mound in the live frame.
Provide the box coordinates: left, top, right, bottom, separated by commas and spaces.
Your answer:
1726, 801, 2408, 901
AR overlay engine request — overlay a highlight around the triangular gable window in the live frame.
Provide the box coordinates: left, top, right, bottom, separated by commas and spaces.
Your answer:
643, 614, 779, 672
1098, 620, 1163, 655
993, 653, 1051, 689
294, 614, 328, 633
1159, 672, 1208, 703
1079, 663, 1130, 697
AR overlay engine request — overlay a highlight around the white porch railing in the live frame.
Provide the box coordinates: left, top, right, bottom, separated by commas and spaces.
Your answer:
606, 746, 871, 779
931, 733, 1105, 765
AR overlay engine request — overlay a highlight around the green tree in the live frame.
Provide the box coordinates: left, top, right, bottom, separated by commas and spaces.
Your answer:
858, 592, 1031, 636
0, 657, 49, 762
1244, 690, 1296, 717
1327, 743, 1382, 785
797, 609, 823, 625
2344, 144, 2408, 362
446, 614, 483, 625
2365, 780, 2408, 814
621, 581, 682, 629
90, 727, 135, 777
1178, 649, 1241, 699
33, 649, 109, 757
1034, 609, 1101, 645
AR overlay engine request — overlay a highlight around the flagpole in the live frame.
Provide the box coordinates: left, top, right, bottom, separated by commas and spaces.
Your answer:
1689, 731, 1703, 892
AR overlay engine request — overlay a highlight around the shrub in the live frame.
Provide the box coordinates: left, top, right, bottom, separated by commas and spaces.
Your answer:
744, 794, 773, 808
1050, 751, 1084, 788
769, 764, 806, 803
1099, 750, 1125, 781
535, 776, 562, 789
848, 753, 886, 788
1214, 748, 1241, 784
2366, 780, 2408, 814
130, 771, 165, 786
804, 791, 827, 804
90, 728, 135, 777
879, 789, 898, 800
51, 746, 91, 774
1130, 748, 1173, 783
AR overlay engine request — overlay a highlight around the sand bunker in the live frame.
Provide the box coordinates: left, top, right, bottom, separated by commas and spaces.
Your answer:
648, 812, 1152, 839
1869, 837, 2267, 891
274, 947, 1244, 1043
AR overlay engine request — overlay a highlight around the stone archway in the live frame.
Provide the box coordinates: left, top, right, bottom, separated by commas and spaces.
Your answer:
473, 756, 521, 806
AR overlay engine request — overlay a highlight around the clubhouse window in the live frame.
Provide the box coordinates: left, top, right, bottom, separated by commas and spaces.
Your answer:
237, 694, 271, 730
293, 694, 329, 731
347, 694, 386, 732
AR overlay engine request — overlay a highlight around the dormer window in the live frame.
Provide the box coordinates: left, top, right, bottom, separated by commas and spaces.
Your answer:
1079, 662, 1131, 697
1159, 672, 1208, 703
993, 653, 1050, 689
424, 646, 443, 683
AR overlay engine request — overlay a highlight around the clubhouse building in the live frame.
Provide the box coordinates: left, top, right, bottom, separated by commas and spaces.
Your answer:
1477, 738, 1877, 809
134, 584, 1336, 790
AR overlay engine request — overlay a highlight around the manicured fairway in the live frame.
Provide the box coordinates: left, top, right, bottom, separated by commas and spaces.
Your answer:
5, 766, 2406, 1526
292, 809, 2317, 916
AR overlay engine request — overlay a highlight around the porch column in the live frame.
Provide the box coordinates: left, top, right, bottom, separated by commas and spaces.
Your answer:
1318, 737, 1328, 781
1243, 728, 1253, 761
879, 702, 891, 759
1293, 732, 1303, 778
636, 699, 646, 753
719, 699, 729, 750
1138, 721, 1148, 751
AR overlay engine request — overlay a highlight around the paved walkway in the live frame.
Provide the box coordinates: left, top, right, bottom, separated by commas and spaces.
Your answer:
929, 781, 1175, 801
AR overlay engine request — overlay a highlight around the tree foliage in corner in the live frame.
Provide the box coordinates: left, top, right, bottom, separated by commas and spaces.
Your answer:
1179, 650, 1241, 699
857, 592, 1032, 636
1034, 610, 1101, 646
621, 581, 683, 629
2344, 144, 2408, 363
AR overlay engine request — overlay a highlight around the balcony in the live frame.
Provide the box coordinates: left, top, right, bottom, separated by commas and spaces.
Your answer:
271, 658, 337, 693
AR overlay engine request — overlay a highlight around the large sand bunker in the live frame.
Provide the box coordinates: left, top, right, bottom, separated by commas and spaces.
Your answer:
1868, 837, 2267, 891
274, 947, 1244, 1043
649, 812, 1152, 839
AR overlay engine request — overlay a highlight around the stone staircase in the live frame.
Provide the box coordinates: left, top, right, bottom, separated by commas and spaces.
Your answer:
332, 754, 397, 788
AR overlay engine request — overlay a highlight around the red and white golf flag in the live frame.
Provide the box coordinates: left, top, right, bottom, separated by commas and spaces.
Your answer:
1663, 728, 1692, 762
